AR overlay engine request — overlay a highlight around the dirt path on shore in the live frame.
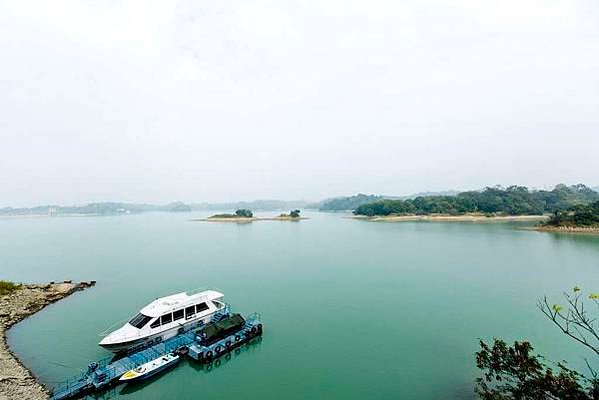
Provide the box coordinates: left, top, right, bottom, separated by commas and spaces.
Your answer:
0, 281, 95, 400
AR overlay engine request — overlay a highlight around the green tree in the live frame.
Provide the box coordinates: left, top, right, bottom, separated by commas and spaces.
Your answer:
235, 209, 253, 218
545, 201, 599, 227
0, 280, 21, 296
476, 288, 599, 399
475, 339, 593, 399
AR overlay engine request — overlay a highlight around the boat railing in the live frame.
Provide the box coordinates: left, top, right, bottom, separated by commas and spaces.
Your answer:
98, 317, 130, 338
95, 305, 230, 344
187, 285, 225, 295
51, 332, 196, 398
245, 312, 261, 324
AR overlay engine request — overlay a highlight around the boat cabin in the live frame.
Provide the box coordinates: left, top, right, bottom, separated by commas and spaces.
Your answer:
99, 290, 225, 352
132, 290, 225, 331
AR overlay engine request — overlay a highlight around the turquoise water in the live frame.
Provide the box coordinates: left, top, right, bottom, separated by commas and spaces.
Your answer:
3, 212, 599, 399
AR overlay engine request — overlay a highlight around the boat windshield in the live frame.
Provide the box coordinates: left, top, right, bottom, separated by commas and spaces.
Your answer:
129, 313, 152, 329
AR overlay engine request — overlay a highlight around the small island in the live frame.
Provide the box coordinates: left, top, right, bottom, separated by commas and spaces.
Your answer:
535, 200, 599, 234
196, 209, 307, 223
202, 209, 256, 222
269, 209, 307, 221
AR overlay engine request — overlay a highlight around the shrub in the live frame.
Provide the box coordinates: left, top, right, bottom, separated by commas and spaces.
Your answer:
0, 280, 21, 296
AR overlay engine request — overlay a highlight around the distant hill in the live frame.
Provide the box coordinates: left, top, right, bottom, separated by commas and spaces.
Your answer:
0, 199, 310, 216
3, 186, 596, 217
318, 194, 384, 212
167, 202, 192, 212
403, 190, 460, 199
0, 202, 162, 216
190, 199, 310, 211
317, 190, 459, 211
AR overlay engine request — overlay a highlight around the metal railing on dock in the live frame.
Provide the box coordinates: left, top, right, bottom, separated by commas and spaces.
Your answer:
51, 332, 196, 400
50, 306, 234, 400
49, 310, 229, 400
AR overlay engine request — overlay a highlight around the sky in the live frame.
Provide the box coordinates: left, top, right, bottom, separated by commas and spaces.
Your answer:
1, 0, 598, 206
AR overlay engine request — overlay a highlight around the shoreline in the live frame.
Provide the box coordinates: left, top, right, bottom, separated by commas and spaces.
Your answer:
0, 280, 95, 400
195, 217, 257, 223
349, 214, 549, 223
530, 225, 599, 235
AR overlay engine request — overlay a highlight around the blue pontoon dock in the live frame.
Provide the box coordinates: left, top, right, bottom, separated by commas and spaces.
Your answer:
51, 309, 262, 400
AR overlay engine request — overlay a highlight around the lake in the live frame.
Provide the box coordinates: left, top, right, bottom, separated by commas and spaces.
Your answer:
3, 211, 599, 399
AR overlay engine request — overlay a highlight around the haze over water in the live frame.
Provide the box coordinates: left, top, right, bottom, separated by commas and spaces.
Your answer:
2, 1, 599, 205
4, 212, 599, 399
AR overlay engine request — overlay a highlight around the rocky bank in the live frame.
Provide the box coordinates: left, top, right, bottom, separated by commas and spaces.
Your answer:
0, 280, 95, 400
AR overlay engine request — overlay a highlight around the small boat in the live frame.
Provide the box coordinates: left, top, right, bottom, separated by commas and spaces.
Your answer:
119, 353, 179, 382
99, 290, 226, 352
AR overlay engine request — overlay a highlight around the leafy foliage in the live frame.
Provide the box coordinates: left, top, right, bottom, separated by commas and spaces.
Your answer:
354, 185, 599, 216
0, 280, 21, 296
278, 209, 302, 218
209, 209, 254, 218
538, 288, 599, 358
235, 209, 254, 218
209, 213, 237, 218
545, 201, 599, 227
475, 339, 595, 399
476, 288, 599, 399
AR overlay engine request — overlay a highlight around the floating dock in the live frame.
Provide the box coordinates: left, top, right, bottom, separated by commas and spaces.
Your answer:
50, 309, 262, 400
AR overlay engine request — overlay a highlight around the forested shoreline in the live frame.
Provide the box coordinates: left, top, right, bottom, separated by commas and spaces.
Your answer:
543, 200, 599, 228
354, 184, 599, 217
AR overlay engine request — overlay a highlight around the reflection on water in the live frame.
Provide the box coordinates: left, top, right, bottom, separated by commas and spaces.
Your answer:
100, 337, 264, 398
545, 231, 599, 247
188, 336, 264, 374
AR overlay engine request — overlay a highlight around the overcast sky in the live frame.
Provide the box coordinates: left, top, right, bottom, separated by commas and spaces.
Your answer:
1, 1, 598, 206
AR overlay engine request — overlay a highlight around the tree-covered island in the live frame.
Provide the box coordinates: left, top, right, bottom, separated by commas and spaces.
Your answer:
537, 200, 599, 233
207, 209, 254, 220
353, 184, 599, 218
273, 209, 307, 220
279, 209, 301, 218
201, 209, 307, 222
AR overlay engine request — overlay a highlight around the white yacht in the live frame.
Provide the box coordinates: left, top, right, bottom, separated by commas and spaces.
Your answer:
99, 290, 225, 353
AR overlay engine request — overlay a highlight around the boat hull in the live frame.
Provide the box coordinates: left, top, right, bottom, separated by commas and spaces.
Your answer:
100, 314, 215, 353
119, 355, 179, 382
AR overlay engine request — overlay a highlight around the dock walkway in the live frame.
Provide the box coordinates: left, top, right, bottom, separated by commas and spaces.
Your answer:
51, 331, 196, 400
47, 307, 270, 400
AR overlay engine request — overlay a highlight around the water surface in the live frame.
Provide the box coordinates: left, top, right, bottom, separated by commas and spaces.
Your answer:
3, 212, 599, 399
